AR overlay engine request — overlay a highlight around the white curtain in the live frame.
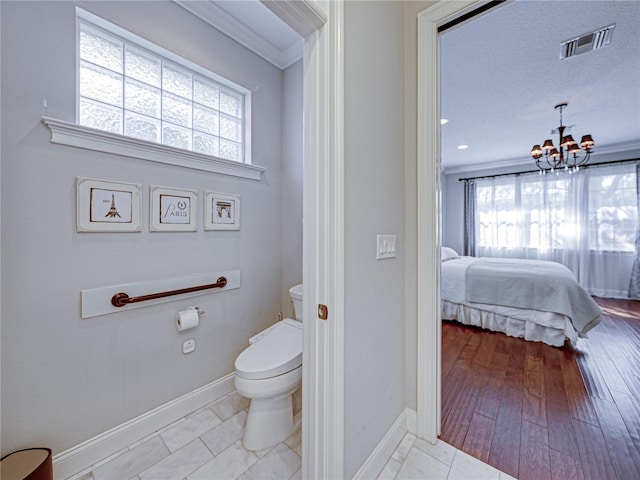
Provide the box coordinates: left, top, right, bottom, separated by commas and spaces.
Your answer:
471, 162, 638, 298
630, 163, 640, 299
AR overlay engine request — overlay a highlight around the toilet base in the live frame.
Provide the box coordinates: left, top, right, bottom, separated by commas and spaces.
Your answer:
242, 394, 295, 451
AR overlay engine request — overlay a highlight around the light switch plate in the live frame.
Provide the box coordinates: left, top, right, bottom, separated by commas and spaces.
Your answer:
377, 234, 397, 259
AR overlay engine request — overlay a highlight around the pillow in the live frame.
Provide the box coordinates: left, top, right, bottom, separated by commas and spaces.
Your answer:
441, 247, 459, 262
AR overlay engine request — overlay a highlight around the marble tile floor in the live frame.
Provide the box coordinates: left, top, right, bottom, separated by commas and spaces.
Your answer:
378, 432, 517, 480
65, 390, 515, 480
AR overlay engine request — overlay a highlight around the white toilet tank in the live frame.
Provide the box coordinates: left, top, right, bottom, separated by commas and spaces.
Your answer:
289, 284, 303, 320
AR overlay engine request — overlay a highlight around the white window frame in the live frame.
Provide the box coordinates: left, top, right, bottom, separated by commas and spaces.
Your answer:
42, 8, 263, 181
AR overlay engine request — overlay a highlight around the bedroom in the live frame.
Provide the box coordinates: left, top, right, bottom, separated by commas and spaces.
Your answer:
437, 0, 640, 478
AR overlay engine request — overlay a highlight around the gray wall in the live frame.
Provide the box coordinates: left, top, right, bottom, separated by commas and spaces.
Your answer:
281, 60, 303, 317
1, 0, 302, 456
344, 2, 407, 477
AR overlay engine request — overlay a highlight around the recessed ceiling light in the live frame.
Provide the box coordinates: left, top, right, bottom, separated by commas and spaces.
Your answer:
457, 144, 469, 150
440, 118, 449, 125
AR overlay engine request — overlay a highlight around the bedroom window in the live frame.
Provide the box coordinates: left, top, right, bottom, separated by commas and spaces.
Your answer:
588, 168, 637, 252
473, 162, 638, 254
76, 10, 250, 163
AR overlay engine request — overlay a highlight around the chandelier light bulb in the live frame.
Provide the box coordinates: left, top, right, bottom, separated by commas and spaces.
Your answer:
531, 103, 594, 174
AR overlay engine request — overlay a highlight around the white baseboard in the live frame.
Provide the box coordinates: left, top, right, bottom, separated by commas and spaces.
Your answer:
352, 408, 417, 480
53, 374, 235, 480
406, 408, 417, 435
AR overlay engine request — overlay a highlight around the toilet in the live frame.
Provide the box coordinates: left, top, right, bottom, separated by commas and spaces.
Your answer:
234, 284, 303, 451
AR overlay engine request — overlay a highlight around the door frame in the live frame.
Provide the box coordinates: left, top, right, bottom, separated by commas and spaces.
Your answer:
264, 0, 345, 478
301, 1, 345, 478
415, 0, 482, 442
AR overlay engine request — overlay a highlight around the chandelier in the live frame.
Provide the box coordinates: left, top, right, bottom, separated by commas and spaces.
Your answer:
530, 102, 594, 174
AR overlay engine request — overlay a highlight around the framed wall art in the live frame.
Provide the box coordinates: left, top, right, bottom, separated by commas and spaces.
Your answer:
150, 186, 198, 232
76, 177, 142, 232
204, 192, 241, 231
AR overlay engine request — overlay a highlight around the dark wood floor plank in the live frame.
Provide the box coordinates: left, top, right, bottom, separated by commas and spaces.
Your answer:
610, 388, 640, 455
544, 348, 580, 459
441, 366, 480, 450
441, 297, 639, 479
523, 343, 547, 427
620, 371, 640, 400
456, 329, 483, 370
588, 355, 632, 396
473, 329, 499, 368
488, 372, 523, 479
576, 350, 614, 401
590, 396, 640, 479
440, 390, 479, 450
549, 450, 584, 480
572, 419, 619, 480
441, 365, 469, 423
441, 321, 472, 378
474, 367, 506, 420
519, 420, 551, 480
462, 412, 495, 463
560, 357, 600, 426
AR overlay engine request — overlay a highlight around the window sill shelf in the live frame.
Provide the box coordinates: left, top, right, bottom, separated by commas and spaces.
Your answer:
42, 117, 265, 181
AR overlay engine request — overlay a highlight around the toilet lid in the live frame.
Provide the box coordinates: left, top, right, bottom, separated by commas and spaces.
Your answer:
235, 321, 302, 380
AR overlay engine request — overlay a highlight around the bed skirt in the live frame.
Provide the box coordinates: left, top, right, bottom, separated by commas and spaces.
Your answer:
441, 300, 579, 347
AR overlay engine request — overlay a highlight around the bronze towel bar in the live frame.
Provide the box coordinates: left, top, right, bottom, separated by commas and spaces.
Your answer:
111, 276, 228, 307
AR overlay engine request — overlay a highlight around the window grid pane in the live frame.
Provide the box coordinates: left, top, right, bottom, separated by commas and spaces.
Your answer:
125, 46, 161, 87
80, 24, 123, 73
78, 18, 246, 162
588, 171, 637, 252
474, 168, 638, 254
80, 61, 123, 107
79, 97, 123, 134
125, 78, 161, 117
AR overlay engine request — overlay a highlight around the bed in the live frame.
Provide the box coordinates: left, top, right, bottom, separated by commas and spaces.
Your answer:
440, 247, 603, 347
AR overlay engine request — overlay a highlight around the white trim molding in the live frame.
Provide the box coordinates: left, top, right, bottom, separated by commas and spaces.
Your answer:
260, 0, 327, 38
42, 117, 265, 181
352, 408, 416, 480
416, 0, 482, 444
52, 374, 235, 480
174, 0, 303, 70
301, 0, 344, 479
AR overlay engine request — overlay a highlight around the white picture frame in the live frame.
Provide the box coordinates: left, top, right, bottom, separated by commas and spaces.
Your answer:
204, 192, 241, 231
150, 186, 198, 232
77, 177, 142, 232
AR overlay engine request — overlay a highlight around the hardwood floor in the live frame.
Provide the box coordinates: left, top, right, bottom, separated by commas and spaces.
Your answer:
440, 297, 640, 480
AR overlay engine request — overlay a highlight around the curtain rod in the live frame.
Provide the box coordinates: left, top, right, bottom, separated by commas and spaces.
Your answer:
458, 158, 640, 183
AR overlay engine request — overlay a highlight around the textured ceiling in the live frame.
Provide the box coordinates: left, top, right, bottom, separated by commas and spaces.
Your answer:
441, 0, 640, 172
178, 1, 639, 173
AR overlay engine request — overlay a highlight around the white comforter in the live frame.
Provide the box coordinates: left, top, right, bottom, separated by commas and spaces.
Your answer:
441, 256, 581, 346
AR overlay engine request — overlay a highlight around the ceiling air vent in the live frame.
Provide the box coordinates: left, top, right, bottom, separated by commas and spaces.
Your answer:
560, 24, 615, 59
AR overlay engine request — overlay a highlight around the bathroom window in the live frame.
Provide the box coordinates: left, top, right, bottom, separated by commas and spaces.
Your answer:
76, 9, 251, 164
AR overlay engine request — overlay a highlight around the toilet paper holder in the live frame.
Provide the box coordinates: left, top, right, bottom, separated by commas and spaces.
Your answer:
176, 306, 205, 332
184, 306, 205, 316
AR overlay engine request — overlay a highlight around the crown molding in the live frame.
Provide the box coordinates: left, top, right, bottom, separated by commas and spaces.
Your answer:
281, 39, 305, 69
174, 0, 303, 70
260, 0, 327, 37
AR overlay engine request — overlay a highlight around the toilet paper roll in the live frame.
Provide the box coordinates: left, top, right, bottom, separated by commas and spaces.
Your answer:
176, 307, 199, 331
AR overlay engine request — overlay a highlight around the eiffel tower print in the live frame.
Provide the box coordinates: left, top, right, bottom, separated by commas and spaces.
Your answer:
105, 194, 121, 218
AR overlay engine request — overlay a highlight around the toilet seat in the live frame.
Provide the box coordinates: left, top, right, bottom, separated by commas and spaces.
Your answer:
235, 320, 302, 380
